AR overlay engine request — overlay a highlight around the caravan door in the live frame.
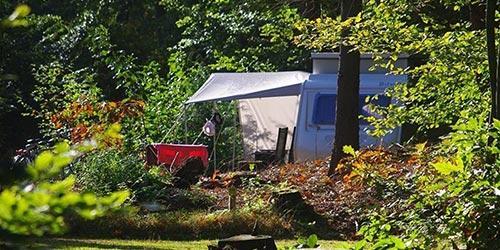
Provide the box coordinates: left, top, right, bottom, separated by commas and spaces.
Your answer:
294, 74, 337, 161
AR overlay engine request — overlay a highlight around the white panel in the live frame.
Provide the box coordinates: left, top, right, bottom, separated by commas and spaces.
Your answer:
238, 96, 300, 160
186, 71, 309, 103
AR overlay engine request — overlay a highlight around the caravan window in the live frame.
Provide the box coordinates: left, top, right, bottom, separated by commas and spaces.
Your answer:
312, 93, 390, 125
359, 95, 391, 125
312, 94, 336, 125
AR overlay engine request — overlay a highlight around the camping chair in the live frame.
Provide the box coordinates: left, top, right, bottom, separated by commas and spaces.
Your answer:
288, 126, 296, 163
274, 127, 288, 165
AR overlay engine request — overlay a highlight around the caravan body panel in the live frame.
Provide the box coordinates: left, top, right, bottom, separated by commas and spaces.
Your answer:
294, 74, 407, 162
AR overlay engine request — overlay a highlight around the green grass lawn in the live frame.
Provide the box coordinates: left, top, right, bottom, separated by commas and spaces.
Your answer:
1, 238, 354, 249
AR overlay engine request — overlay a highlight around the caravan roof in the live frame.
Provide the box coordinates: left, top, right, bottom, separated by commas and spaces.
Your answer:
186, 71, 407, 105
303, 74, 407, 91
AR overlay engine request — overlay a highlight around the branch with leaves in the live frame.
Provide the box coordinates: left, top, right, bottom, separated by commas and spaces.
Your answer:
0, 125, 129, 236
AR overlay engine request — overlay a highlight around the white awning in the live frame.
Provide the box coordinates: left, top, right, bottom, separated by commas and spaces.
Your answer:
186, 71, 310, 104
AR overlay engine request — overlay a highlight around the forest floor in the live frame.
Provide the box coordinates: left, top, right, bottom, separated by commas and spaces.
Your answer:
50, 147, 413, 243
199, 146, 416, 239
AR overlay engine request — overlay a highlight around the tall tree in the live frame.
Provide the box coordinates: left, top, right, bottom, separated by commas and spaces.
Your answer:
328, 0, 362, 175
486, 0, 499, 122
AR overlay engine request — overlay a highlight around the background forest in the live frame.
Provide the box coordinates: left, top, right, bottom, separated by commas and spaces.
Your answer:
0, 0, 499, 249
0, 0, 331, 175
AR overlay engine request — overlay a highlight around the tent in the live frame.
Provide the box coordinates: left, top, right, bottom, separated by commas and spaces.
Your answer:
186, 71, 310, 159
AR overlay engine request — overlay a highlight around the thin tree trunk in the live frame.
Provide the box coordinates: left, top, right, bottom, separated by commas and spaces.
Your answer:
497, 45, 500, 120
486, 0, 498, 122
328, 0, 362, 175
469, 3, 485, 30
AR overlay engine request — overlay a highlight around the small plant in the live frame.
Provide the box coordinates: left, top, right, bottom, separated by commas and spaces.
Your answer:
249, 162, 256, 171
295, 234, 319, 249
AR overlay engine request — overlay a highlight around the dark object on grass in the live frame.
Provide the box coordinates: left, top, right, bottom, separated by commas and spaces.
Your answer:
204, 161, 215, 177
138, 201, 166, 212
208, 234, 277, 250
173, 157, 204, 188
272, 190, 311, 214
272, 190, 329, 231
151, 188, 213, 211
254, 150, 275, 166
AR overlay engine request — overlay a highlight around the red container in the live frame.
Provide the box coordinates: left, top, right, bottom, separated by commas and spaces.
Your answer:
146, 143, 209, 170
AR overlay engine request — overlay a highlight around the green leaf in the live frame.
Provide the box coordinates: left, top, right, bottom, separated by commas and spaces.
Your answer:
414, 141, 426, 153
52, 155, 72, 170
82, 193, 97, 205
493, 119, 500, 130
431, 156, 463, 175
306, 234, 318, 247
9, 4, 31, 20
343, 145, 356, 156
32, 151, 54, 174
389, 236, 406, 249
60, 192, 81, 206
54, 142, 70, 154
104, 123, 123, 139
353, 240, 367, 250
296, 237, 306, 245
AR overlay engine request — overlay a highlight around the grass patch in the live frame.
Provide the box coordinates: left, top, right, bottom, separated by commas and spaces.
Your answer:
66, 208, 294, 240
1, 237, 354, 249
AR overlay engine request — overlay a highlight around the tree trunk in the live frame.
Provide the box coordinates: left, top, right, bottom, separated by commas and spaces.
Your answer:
486, 0, 498, 122
328, 0, 362, 175
497, 44, 500, 120
469, 3, 485, 30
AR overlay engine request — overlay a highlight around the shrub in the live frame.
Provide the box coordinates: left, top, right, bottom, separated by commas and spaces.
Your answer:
353, 118, 500, 249
71, 148, 214, 209
0, 140, 129, 236
71, 149, 150, 196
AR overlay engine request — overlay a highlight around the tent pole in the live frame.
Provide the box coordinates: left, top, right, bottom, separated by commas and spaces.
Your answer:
183, 104, 188, 144
213, 135, 216, 172
232, 101, 238, 171
213, 102, 217, 172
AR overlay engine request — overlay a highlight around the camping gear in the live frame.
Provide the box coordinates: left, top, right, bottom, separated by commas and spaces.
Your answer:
146, 143, 209, 171
187, 74, 304, 160
173, 157, 205, 187
275, 127, 288, 164
185, 53, 408, 162
202, 120, 216, 136
254, 150, 275, 166
288, 126, 296, 163
208, 234, 277, 250
210, 111, 223, 127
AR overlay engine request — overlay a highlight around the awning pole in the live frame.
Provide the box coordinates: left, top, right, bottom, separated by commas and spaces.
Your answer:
213, 102, 217, 172
183, 104, 188, 144
232, 100, 238, 171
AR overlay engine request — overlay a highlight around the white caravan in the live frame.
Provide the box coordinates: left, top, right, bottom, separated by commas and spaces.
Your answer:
186, 53, 408, 162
